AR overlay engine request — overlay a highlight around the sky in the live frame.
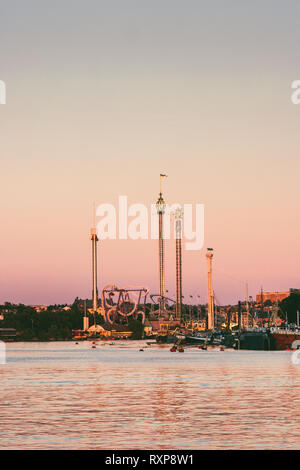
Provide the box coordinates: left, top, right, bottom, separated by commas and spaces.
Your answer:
0, 0, 300, 305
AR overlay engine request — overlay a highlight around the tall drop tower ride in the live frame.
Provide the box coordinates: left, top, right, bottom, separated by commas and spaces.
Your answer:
91, 225, 99, 313
175, 208, 183, 322
156, 174, 167, 315
206, 248, 214, 330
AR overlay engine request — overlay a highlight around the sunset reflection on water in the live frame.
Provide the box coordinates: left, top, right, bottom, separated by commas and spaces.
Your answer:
1, 342, 300, 449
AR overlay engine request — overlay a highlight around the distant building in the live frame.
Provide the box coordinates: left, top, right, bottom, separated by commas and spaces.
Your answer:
88, 323, 132, 339
256, 291, 290, 303
143, 321, 154, 337
30, 305, 47, 313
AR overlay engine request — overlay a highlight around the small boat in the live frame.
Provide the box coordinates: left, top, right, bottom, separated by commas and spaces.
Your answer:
185, 333, 210, 344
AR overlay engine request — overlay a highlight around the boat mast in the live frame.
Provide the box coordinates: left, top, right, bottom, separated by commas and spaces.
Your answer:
246, 282, 249, 328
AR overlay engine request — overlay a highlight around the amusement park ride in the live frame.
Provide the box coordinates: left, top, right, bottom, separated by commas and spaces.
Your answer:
84, 176, 298, 351
101, 285, 149, 324
87, 174, 213, 334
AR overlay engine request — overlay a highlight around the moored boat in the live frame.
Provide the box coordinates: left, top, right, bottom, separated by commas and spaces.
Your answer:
235, 329, 271, 350
270, 327, 300, 350
184, 332, 210, 344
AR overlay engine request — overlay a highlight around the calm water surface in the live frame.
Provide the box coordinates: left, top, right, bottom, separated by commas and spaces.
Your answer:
1, 341, 300, 449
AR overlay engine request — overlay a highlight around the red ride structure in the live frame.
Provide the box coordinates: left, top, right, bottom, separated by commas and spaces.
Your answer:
101, 285, 149, 325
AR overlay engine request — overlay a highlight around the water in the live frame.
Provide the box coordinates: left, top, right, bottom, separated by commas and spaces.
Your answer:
1, 341, 300, 449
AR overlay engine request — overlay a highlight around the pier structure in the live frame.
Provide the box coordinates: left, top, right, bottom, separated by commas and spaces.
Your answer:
156, 174, 167, 315
206, 248, 215, 330
175, 207, 183, 322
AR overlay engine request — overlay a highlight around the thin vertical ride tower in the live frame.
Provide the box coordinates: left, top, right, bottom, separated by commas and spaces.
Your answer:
156, 174, 167, 315
175, 208, 183, 322
206, 248, 214, 330
91, 226, 98, 312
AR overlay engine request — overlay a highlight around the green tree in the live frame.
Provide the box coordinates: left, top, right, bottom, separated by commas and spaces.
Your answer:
280, 293, 300, 324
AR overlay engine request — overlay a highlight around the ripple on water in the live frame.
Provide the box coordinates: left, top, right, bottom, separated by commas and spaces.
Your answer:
1, 342, 300, 449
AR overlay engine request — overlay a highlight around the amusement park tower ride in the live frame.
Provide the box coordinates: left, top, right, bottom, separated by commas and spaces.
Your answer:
175, 207, 183, 322
91, 221, 99, 313
156, 174, 167, 315
206, 248, 214, 330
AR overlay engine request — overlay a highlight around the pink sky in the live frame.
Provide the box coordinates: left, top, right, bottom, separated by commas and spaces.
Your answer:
1, 2, 299, 305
